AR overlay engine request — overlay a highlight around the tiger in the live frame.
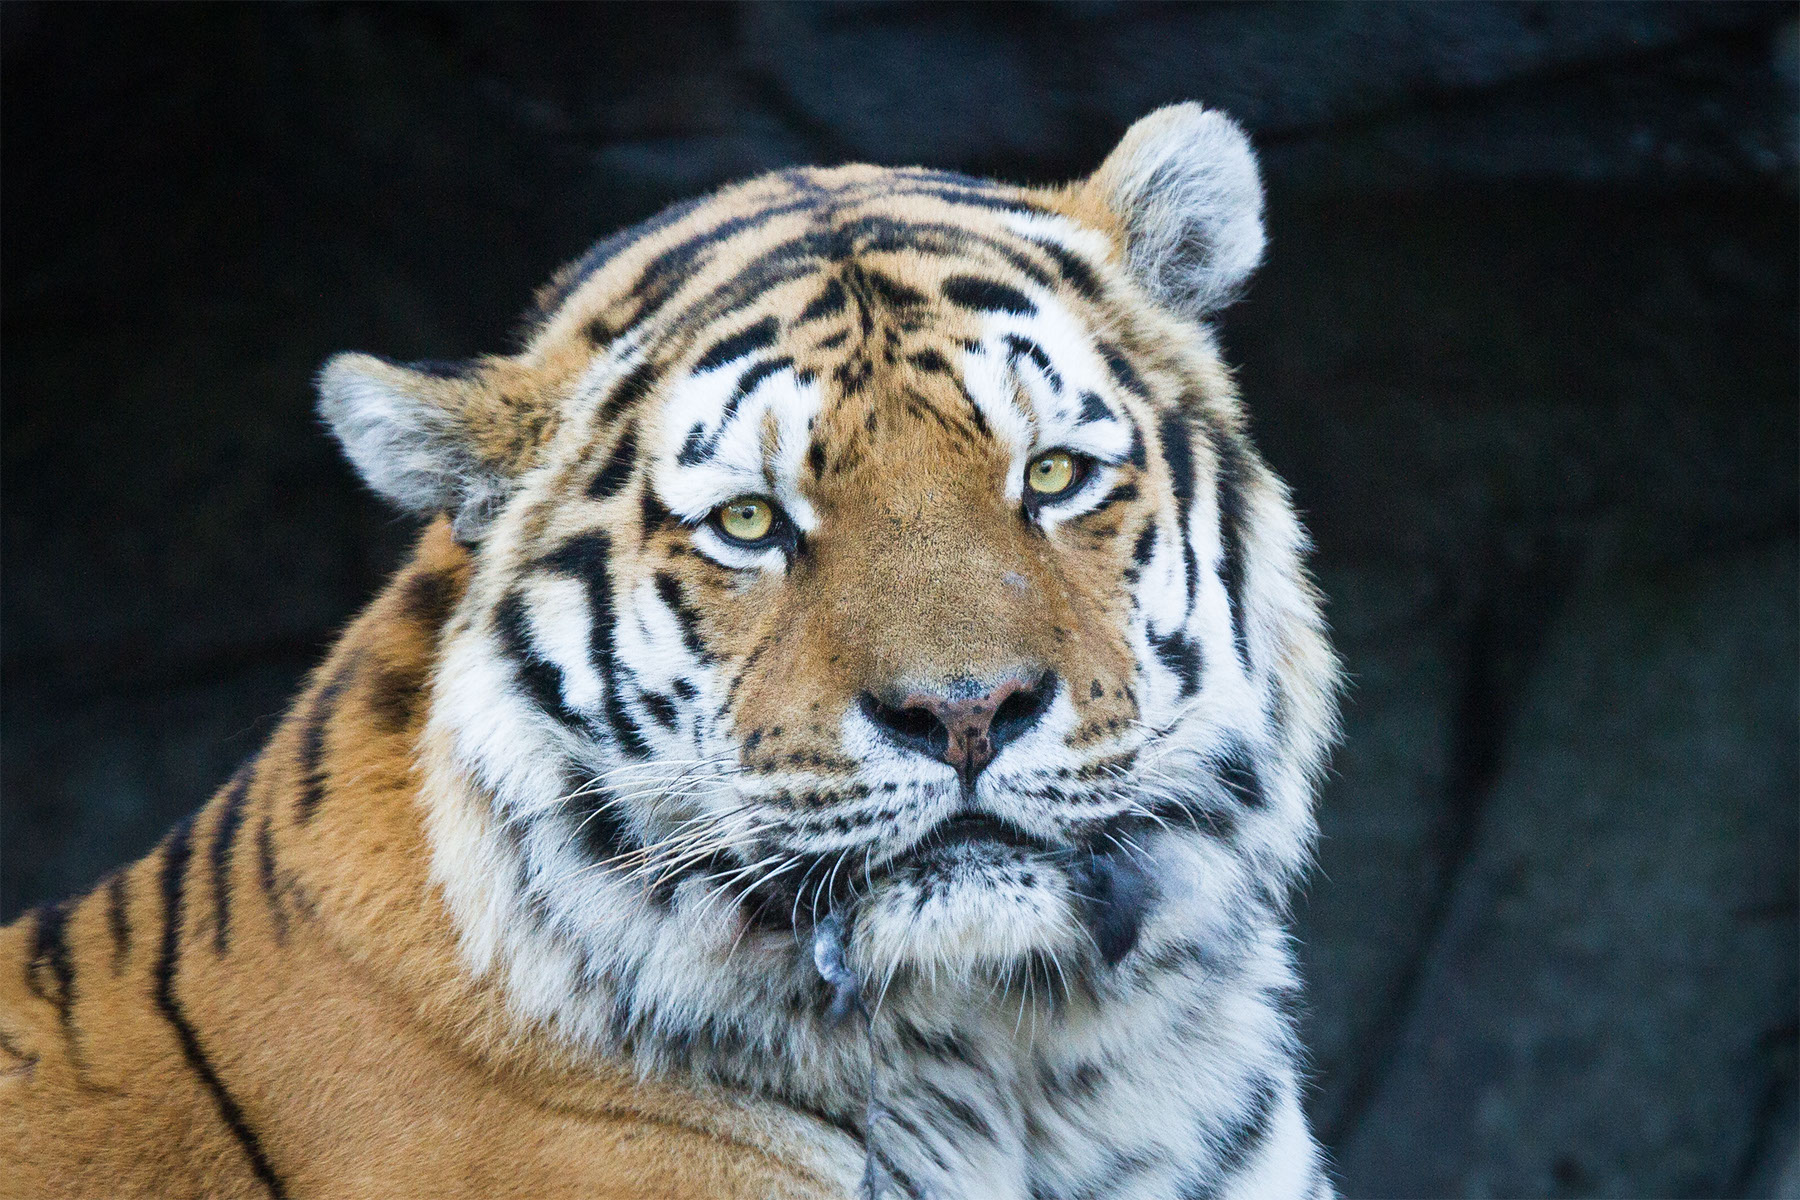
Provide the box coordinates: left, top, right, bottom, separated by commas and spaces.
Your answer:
0, 103, 1340, 1199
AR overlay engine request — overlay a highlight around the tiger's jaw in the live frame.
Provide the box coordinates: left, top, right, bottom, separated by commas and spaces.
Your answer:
832, 811, 1151, 988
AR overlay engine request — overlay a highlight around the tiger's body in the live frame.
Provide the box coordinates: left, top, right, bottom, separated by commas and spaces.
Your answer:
2, 106, 1340, 1199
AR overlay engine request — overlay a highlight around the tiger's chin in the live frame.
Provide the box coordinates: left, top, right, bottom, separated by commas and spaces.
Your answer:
846, 835, 1093, 984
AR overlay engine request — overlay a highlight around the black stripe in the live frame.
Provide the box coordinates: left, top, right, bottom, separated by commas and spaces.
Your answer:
256, 815, 288, 943
405, 357, 476, 380
868, 1143, 926, 1200
587, 423, 640, 500
1142, 793, 1237, 844
542, 532, 650, 758
731, 356, 794, 404
884, 167, 1001, 189
1125, 419, 1148, 468
1149, 628, 1202, 697
616, 196, 822, 339
919, 1081, 996, 1142
900, 386, 980, 445
209, 769, 254, 956
798, 278, 847, 324
1003, 334, 1061, 393
1092, 481, 1140, 511
893, 181, 1042, 216
675, 422, 710, 467
1158, 410, 1200, 614
639, 482, 678, 545
365, 659, 425, 734
106, 873, 131, 972
580, 177, 1038, 343
630, 199, 811, 306
1131, 524, 1158, 567
493, 591, 586, 729
640, 690, 678, 730
1212, 741, 1266, 810
848, 215, 1051, 285
860, 267, 929, 310
694, 316, 779, 373
874, 1107, 950, 1173
653, 573, 711, 662
1028, 236, 1104, 301
692, 257, 824, 331
562, 774, 637, 865
398, 567, 460, 632
1076, 390, 1111, 424
27, 900, 74, 1024
1211, 426, 1253, 668
907, 348, 952, 375
1211, 1075, 1280, 1182
1098, 341, 1150, 398
942, 275, 1035, 316
155, 818, 288, 1199
598, 359, 662, 422
295, 658, 357, 824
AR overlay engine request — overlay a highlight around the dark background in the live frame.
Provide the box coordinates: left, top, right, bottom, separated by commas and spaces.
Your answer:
3, 4, 1795, 1195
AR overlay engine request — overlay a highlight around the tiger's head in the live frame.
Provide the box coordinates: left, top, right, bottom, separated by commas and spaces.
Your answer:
319, 105, 1336, 1030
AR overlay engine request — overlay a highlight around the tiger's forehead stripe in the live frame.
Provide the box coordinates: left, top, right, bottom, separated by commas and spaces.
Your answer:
534, 167, 1049, 342
536, 179, 1120, 440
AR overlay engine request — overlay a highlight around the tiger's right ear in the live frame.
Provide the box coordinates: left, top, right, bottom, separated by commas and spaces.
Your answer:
317, 352, 553, 542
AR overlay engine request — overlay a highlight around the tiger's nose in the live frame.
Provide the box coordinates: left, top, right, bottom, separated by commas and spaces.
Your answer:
859, 672, 1057, 787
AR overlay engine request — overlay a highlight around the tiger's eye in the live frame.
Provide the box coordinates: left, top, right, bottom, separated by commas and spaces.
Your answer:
717, 496, 775, 542
1026, 450, 1077, 497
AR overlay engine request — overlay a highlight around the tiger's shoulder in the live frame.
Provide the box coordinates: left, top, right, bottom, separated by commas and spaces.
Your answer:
0, 522, 860, 1199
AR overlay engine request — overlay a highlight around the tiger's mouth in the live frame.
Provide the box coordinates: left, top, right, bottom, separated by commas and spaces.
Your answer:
907, 812, 1056, 857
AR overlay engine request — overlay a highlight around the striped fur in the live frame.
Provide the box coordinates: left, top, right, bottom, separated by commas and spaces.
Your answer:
2, 105, 1339, 1199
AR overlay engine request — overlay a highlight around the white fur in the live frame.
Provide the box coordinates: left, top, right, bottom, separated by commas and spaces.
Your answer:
318, 353, 512, 537
1096, 104, 1267, 317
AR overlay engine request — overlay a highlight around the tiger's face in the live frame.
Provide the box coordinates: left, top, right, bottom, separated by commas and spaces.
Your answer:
321, 106, 1335, 1000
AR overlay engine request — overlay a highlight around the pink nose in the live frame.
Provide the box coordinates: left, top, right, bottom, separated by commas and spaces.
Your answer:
860, 673, 1057, 787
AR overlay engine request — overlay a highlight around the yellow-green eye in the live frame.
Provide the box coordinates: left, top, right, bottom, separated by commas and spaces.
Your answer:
715, 496, 776, 543
1026, 450, 1077, 497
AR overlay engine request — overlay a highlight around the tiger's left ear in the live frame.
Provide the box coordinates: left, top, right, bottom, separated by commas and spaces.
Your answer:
1085, 103, 1265, 317
317, 353, 557, 542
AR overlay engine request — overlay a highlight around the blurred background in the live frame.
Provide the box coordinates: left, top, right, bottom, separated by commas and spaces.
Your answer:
2, 4, 1794, 1195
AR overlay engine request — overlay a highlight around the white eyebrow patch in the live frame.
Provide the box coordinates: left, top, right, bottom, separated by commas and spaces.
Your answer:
957, 338, 1037, 502
653, 355, 823, 533
963, 296, 1139, 472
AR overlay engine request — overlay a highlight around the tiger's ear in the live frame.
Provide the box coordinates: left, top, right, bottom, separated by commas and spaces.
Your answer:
1085, 103, 1265, 317
317, 352, 551, 542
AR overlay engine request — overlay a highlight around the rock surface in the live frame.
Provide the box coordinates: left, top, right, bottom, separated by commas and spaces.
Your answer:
1332, 543, 1798, 1197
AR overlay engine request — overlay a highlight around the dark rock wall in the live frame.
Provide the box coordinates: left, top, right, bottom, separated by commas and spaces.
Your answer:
3, 5, 1794, 1195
